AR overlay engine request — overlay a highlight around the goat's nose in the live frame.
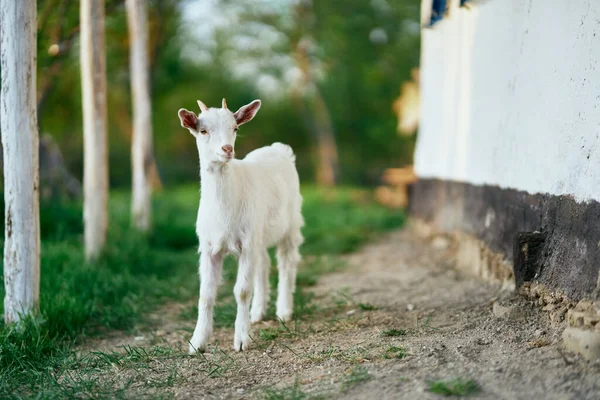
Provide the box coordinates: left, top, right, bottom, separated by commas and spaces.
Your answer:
222, 145, 233, 154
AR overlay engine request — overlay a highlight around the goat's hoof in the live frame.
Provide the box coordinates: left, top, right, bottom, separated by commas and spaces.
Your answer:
233, 334, 250, 351
276, 310, 293, 323
250, 310, 266, 324
188, 342, 205, 355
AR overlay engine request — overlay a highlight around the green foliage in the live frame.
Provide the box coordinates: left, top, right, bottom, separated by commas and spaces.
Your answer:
341, 366, 372, 391
384, 345, 406, 359
382, 328, 406, 337
0, 190, 200, 397
301, 187, 405, 254
33, 0, 420, 188
427, 378, 481, 397
0, 186, 404, 397
311, 0, 421, 182
358, 303, 378, 311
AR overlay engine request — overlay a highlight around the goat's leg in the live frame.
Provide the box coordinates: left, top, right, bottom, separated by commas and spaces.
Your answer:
250, 248, 270, 323
276, 231, 302, 322
234, 250, 255, 351
189, 251, 223, 354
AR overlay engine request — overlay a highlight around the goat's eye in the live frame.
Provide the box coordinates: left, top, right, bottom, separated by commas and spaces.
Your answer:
200, 129, 208, 135
233, 127, 238, 133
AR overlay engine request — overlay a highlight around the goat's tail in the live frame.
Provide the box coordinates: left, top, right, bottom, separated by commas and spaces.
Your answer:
271, 142, 296, 163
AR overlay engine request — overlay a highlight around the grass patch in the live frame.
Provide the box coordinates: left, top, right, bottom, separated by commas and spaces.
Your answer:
0, 185, 404, 397
301, 186, 405, 255
260, 378, 317, 400
305, 343, 370, 365
358, 302, 378, 311
420, 312, 440, 332
341, 366, 372, 391
427, 378, 481, 397
383, 345, 407, 359
382, 328, 406, 337
259, 326, 281, 341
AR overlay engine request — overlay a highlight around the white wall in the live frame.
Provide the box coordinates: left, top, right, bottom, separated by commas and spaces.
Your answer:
415, 0, 600, 203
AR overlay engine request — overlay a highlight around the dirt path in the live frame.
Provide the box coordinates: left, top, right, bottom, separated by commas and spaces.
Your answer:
80, 230, 600, 399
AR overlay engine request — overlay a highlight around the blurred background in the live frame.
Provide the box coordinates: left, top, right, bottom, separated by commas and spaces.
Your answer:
0, 3, 420, 394
35, 0, 420, 189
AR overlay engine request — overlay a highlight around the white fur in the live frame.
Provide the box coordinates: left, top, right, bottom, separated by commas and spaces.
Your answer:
178, 99, 304, 353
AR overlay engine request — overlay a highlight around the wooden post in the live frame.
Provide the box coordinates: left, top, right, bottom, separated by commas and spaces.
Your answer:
126, 0, 154, 231
1, 0, 41, 323
80, 0, 109, 260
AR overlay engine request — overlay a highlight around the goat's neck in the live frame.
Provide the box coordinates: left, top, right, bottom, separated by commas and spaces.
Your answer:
199, 159, 237, 205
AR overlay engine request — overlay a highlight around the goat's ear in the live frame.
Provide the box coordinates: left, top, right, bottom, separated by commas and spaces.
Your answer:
233, 99, 261, 126
178, 108, 198, 135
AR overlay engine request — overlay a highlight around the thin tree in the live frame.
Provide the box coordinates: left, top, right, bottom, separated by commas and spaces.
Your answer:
126, 0, 155, 231
80, 0, 108, 260
1, 0, 41, 323
292, 2, 339, 186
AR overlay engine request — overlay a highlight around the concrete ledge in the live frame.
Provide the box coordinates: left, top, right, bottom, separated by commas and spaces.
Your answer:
410, 219, 514, 290
409, 179, 600, 302
409, 178, 600, 361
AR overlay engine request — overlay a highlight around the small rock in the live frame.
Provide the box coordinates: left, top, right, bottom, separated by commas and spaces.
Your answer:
543, 303, 557, 312
567, 310, 585, 326
551, 307, 568, 324
510, 335, 520, 344
576, 300, 594, 311
493, 302, 525, 320
432, 236, 450, 250
407, 304, 415, 311
584, 313, 600, 327
543, 294, 557, 305
562, 327, 600, 361
534, 329, 545, 338
237, 389, 244, 394
475, 338, 491, 346
134, 336, 145, 341
346, 309, 356, 316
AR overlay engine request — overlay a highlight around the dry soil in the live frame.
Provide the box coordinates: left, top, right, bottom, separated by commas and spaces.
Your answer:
79, 229, 600, 399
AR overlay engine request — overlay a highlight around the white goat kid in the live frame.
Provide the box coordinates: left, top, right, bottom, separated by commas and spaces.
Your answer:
178, 98, 304, 353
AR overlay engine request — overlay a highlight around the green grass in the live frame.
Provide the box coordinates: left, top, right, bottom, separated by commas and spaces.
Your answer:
382, 328, 406, 337
259, 326, 281, 341
341, 366, 372, 391
358, 302, 378, 311
383, 345, 407, 359
427, 378, 481, 397
260, 378, 314, 400
0, 185, 404, 398
421, 312, 440, 332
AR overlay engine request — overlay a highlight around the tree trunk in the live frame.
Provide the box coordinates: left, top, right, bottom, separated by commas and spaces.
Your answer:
309, 90, 338, 186
126, 0, 154, 231
294, 42, 339, 186
80, 0, 108, 260
1, 0, 41, 323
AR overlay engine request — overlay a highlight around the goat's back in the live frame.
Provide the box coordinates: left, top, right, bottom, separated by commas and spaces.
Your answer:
244, 142, 296, 164
243, 143, 303, 243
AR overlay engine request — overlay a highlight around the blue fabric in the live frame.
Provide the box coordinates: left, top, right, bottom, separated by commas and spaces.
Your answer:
430, 0, 447, 26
